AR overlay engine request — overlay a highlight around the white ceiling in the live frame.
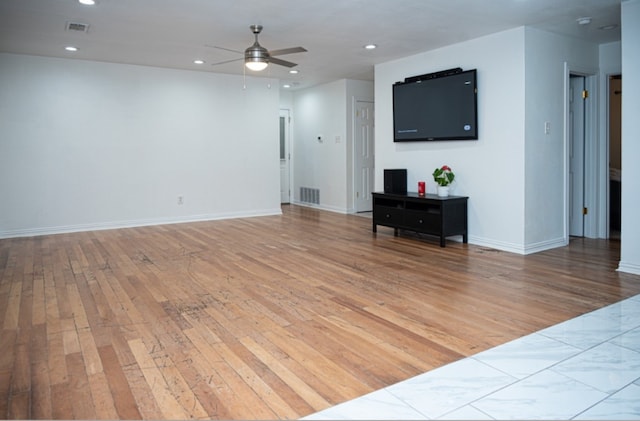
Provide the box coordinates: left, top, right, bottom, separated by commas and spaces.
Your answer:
0, 0, 622, 90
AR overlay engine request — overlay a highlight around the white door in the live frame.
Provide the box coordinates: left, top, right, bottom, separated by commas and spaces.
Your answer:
354, 101, 375, 212
279, 109, 291, 204
569, 76, 585, 236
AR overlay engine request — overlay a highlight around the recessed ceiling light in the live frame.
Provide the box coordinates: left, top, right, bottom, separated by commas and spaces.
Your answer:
364, 44, 377, 50
576, 17, 592, 25
283, 84, 291, 88
65, 46, 78, 52
599, 24, 618, 30
193, 59, 205, 64
289, 69, 299, 74
78, 0, 96, 5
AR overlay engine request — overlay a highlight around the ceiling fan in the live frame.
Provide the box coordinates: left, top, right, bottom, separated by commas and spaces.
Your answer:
209, 25, 307, 71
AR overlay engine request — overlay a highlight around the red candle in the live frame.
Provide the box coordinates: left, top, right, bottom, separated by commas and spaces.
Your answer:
418, 181, 425, 196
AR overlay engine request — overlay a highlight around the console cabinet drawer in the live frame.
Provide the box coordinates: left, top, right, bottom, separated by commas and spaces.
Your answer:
373, 206, 404, 226
404, 210, 439, 232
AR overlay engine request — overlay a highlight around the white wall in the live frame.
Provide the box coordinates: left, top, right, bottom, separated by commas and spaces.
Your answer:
619, 0, 640, 274
293, 79, 347, 212
292, 79, 373, 213
375, 27, 603, 254
0, 53, 282, 238
375, 28, 527, 252
523, 28, 599, 251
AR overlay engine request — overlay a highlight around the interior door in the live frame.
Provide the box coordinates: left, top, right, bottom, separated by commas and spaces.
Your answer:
569, 76, 585, 236
354, 100, 375, 212
279, 109, 291, 204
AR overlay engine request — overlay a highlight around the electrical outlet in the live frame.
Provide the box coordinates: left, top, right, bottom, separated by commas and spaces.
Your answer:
177, 196, 184, 205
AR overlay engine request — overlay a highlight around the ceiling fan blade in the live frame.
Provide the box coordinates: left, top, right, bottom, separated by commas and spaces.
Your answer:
269, 47, 307, 56
269, 57, 298, 68
205, 45, 243, 54
210, 57, 243, 66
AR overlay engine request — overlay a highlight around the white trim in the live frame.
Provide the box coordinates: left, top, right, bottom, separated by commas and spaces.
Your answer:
0, 208, 282, 239
279, 108, 292, 204
583, 74, 599, 238
291, 200, 349, 214
351, 97, 375, 213
598, 69, 621, 239
563, 62, 600, 242
469, 235, 567, 255
618, 261, 640, 276
563, 62, 571, 244
523, 237, 569, 255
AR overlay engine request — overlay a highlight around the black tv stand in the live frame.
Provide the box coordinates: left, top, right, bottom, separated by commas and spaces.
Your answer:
372, 192, 468, 247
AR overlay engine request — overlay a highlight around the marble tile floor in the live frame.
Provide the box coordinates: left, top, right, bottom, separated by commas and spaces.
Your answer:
302, 294, 640, 420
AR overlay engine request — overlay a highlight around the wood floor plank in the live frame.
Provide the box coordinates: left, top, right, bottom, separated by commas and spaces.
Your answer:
46, 332, 68, 386
31, 359, 52, 419
0, 369, 10, 419
127, 338, 191, 420
1, 205, 639, 419
8, 391, 29, 420
0, 329, 16, 374
239, 335, 329, 412
50, 382, 73, 419
145, 352, 209, 420
181, 326, 255, 419
210, 340, 298, 419
11, 343, 30, 395
32, 277, 46, 326
3, 276, 22, 331
87, 372, 119, 419
97, 344, 141, 420
65, 352, 96, 420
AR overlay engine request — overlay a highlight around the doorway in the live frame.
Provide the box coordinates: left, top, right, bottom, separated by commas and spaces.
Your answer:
566, 67, 598, 239
609, 75, 622, 237
353, 100, 375, 212
279, 109, 291, 204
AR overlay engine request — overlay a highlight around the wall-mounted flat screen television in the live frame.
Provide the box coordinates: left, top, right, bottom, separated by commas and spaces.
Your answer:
393, 68, 477, 142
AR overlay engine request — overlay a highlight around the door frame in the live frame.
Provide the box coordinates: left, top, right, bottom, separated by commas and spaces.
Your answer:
569, 75, 586, 237
351, 98, 375, 213
598, 70, 622, 239
279, 108, 292, 204
563, 63, 598, 241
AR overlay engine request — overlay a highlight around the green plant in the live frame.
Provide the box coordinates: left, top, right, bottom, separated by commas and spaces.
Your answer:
433, 165, 455, 186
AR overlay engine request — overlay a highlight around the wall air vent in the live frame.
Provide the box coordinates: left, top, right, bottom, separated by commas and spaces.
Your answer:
66, 22, 90, 32
300, 187, 320, 205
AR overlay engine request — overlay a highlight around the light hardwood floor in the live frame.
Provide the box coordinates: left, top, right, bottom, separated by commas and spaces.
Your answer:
2, 205, 639, 419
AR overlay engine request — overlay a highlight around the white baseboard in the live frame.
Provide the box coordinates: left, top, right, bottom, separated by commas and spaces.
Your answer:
468, 236, 567, 255
0, 208, 282, 239
291, 201, 349, 214
618, 261, 640, 276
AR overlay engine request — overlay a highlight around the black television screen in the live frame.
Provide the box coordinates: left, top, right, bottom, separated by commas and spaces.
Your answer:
393, 69, 477, 142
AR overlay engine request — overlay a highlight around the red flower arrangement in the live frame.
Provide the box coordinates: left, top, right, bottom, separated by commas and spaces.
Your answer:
432, 165, 455, 186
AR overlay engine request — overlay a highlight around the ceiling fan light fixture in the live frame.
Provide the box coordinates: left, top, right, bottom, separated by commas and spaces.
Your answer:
576, 17, 592, 25
245, 41, 269, 71
245, 60, 268, 71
